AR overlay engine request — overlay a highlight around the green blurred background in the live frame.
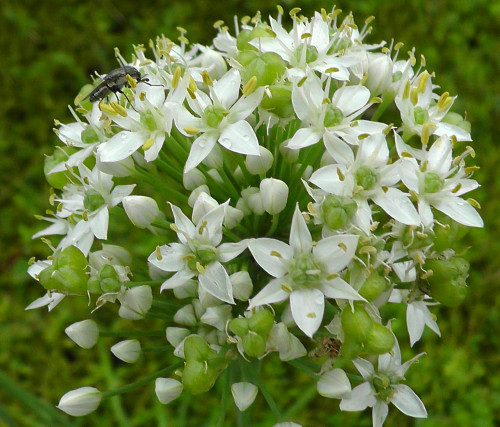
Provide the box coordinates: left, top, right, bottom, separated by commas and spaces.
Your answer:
1, 0, 499, 425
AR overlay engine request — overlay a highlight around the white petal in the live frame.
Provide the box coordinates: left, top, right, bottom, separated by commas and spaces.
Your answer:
199, 203, 225, 245
229, 88, 265, 122
314, 235, 359, 274
198, 262, 234, 304
249, 277, 290, 308
333, 85, 370, 116
231, 382, 258, 411
353, 358, 375, 380
286, 128, 322, 150
427, 136, 452, 175
160, 270, 195, 291
290, 288, 324, 337
418, 200, 434, 228
213, 68, 240, 109
372, 401, 389, 427
218, 240, 248, 262
324, 133, 354, 165
320, 277, 365, 301
372, 188, 420, 225
407, 302, 425, 346
433, 197, 484, 227
317, 369, 351, 399
289, 206, 312, 252
219, 121, 260, 155
248, 238, 292, 278
185, 133, 218, 172
392, 385, 427, 418
434, 122, 471, 141
148, 243, 187, 272
155, 378, 183, 404
98, 131, 145, 162
340, 382, 375, 411
25, 292, 65, 311
309, 165, 350, 195
90, 207, 109, 240
170, 204, 196, 243
57, 387, 102, 416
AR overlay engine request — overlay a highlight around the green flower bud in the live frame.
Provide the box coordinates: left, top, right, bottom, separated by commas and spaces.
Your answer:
182, 360, 218, 395
44, 147, 78, 190
426, 258, 469, 307
432, 277, 468, 307
260, 84, 293, 118
183, 336, 213, 362
236, 23, 273, 51
87, 276, 101, 294
243, 52, 287, 87
432, 215, 468, 252
321, 195, 357, 229
341, 303, 372, 343
340, 338, 363, 360
363, 323, 395, 355
229, 317, 249, 337
359, 270, 388, 301
56, 246, 88, 271
242, 333, 266, 358
248, 309, 274, 337
83, 189, 106, 212
52, 265, 88, 294
355, 166, 378, 190
323, 105, 344, 128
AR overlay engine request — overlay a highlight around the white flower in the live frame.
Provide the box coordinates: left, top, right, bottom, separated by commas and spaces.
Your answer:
175, 68, 264, 172
248, 205, 364, 337
231, 382, 258, 411
310, 133, 420, 233
396, 133, 483, 227
317, 368, 352, 399
339, 337, 427, 426
148, 202, 248, 304
155, 378, 183, 404
287, 75, 384, 150
111, 339, 141, 363
122, 195, 160, 228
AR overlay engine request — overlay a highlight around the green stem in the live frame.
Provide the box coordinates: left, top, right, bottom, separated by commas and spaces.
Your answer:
216, 369, 230, 427
265, 214, 280, 237
102, 363, 183, 399
100, 329, 166, 338
286, 359, 320, 378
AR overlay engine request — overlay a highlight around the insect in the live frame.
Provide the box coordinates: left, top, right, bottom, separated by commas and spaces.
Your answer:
82, 62, 153, 107
308, 336, 341, 359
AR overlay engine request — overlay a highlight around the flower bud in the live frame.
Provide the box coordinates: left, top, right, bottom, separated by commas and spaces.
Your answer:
267, 323, 307, 361
365, 53, 394, 96
65, 319, 99, 349
224, 205, 244, 229
192, 193, 219, 224
245, 146, 274, 175
183, 335, 213, 362
200, 305, 232, 331
279, 141, 299, 163
341, 304, 372, 343
188, 185, 210, 207
207, 168, 224, 184
174, 304, 197, 326
242, 332, 266, 358
166, 327, 190, 348
248, 309, 274, 338
111, 339, 141, 363
247, 191, 265, 215
122, 196, 159, 228
242, 52, 287, 87
183, 168, 206, 190
182, 360, 218, 394
317, 369, 352, 399
155, 378, 183, 404
231, 382, 258, 411
230, 271, 253, 301
118, 285, 152, 320
359, 270, 388, 302
363, 323, 395, 355
260, 178, 289, 215
57, 387, 102, 416
229, 317, 250, 337
96, 156, 135, 177
261, 84, 294, 118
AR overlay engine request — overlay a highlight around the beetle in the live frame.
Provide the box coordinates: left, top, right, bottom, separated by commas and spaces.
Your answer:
83, 64, 150, 104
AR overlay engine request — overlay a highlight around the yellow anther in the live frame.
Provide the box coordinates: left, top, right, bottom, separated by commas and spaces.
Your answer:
417, 71, 429, 93
178, 36, 189, 45
172, 66, 182, 89
196, 262, 205, 274
187, 88, 196, 99
277, 5, 284, 15
320, 8, 328, 20
110, 102, 127, 117
142, 137, 155, 151
28, 257, 36, 266
307, 202, 316, 214
290, 7, 301, 16
410, 87, 419, 105
394, 42, 404, 50
155, 245, 163, 260
326, 273, 339, 280
139, 92, 146, 101
281, 283, 293, 293
360, 72, 368, 85
198, 220, 207, 235
270, 250, 282, 258
241, 16, 250, 25
324, 67, 339, 74
451, 183, 462, 193
170, 223, 179, 232
48, 194, 55, 206
301, 33, 312, 39
189, 77, 198, 92
338, 242, 347, 251
82, 210, 88, 221
184, 126, 199, 135
416, 231, 428, 239
322, 98, 330, 104
420, 160, 428, 172
403, 81, 410, 100
99, 103, 118, 115
306, 312, 317, 319
369, 97, 382, 104
421, 123, 436, 146
139, 59, 153, 66
365, 16, 375, 25
126, 74, 137, 88
467, 198, 481, 209
415, 253, 425, 265
201, 70, 213, 86
213, 20, 224, 28
176, 26, 187, 33
383, 124, 394, 135
358, 133, 370, 140
359, 246, 377, 255
337, 168, 345, 181
465, 166, 480, 174
242, 76, 258, 97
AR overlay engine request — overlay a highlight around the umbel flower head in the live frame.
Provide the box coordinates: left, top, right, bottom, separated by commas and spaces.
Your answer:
28, 6, 482, 427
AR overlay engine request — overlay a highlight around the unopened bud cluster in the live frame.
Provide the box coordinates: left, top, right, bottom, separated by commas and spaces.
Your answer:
28, 6, 482, 426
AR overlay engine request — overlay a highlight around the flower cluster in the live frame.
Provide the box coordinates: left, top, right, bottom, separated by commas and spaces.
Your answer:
29, 7, 482, 426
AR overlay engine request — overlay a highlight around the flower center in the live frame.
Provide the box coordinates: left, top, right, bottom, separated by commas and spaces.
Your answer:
372, 374, 395, 403
83, 189, 105, 212
355, 166, 378, 190
423, 172, 443, 193
323, 105, 344, 128
186, 243, 218, 271
413, 106, 429, 125
140, 110, 157, 131
204, 106, 227, 128
288, 253, 322, 289
293, 44, 319, 65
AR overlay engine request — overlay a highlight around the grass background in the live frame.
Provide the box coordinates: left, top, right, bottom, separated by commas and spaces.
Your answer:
1, 0, 499, 425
